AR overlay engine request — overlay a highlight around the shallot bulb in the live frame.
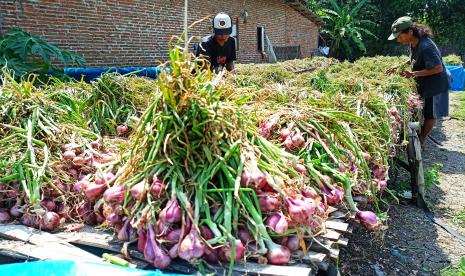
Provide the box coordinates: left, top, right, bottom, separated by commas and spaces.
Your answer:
90, 140, 101, 150
40, 199, 57, 212
203, 247, 220, 263
200, 225, 214, 240
117, 219, 131, 241
21, 213, 39, 227
74, 178, 90, 193
301, 186, 319, 199
0, 209, 11, 223
159, 196, 182, 224
137, 226, 147, 252
294, 163, 307, 175
72, 156, 87, 167
280, 128, 291, 140
286, 195, 315, 225
362, 152, 371, 162
144, 223, 171, 269
116, 125, 129, 135
166, 228, 183, 244
285, 236, 300, 252
251, 169, 267, 190
131, 180, 146, 201
258, 118, 277, 139
258, 193, 281, 212
221, 239, 245, 262
8, 185, 18, 198
267, 243, 291, 265
372, 165, 386, 180
238, 227, 253, 244
10, 204, 23, 218
356, 210, 379, 231
376, 179, 388, 191
322, 186, 344, 205
63, 150, 76, 161
40, 211, 61, 231
178, 225, 206, 261
103, 185, 126, 203
266, 213, 288, 234
84, 183, 107, 201
150, 176, 166, 199
283, 136, 295, 150
78, 201, 97, 225
291, 132, 305, 148
95, 171, 115, 185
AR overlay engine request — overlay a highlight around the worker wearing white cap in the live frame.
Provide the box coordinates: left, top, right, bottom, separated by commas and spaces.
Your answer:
196, 13, 236, 72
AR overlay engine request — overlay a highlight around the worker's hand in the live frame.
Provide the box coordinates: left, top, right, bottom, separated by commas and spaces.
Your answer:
386, 65, 399, 75
400, 71, 415, 78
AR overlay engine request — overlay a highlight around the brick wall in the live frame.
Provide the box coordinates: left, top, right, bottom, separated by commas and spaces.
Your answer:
0, 0, 320, 67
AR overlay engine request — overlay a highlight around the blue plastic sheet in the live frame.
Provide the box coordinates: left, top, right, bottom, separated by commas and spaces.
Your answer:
446, 65, 465, 91
64, 67, 164, 83
0, 260, 186, 276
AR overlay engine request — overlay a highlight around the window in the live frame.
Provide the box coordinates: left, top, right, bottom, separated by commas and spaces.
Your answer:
257, 27, 265, 52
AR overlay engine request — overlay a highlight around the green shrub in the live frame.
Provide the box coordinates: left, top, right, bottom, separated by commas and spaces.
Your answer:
0, 27, 84, 79
443, 54, 463, 66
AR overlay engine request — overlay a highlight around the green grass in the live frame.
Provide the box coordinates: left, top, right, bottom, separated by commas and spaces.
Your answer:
425, 163, 443, 189
451, 92, 465, 120
440, 257, 465, 276
391, 162, 442, 195
393, 179, 411, 194
448, 207, 465, 228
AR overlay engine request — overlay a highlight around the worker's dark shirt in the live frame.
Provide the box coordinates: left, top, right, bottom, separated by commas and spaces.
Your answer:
410, 37, 450, 98
196, 35, 236, 71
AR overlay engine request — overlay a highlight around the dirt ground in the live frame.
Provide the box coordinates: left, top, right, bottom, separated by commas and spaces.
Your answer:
339, 92, 465, 276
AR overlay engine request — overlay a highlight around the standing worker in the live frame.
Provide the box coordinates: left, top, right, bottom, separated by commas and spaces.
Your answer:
196, 12, 236, 73
387, 16, 450, 147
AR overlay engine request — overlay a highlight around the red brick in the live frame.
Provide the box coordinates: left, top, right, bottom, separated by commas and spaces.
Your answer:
0, 0, 320, 67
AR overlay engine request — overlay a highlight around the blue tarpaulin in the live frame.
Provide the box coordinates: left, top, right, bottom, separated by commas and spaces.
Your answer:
64, 67, 164, 83
0, 260, 186, 276
446, 65, 465, 91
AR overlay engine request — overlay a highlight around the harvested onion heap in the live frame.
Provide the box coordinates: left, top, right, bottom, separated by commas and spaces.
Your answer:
66, 45, 383, 269
0, 51, 420, 269
95, 45, 325, 267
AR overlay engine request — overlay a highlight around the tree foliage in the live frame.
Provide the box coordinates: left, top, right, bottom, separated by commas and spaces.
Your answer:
308, 0, 465, 59
0, 27, 84, 79
319, 0, 377, 60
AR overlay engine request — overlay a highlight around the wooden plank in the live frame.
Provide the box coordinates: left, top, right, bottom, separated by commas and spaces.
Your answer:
322, 230, 341, 241
347, 225, 354, 234
329, 248, 340, 260
0, 224, 103, 263
0, 239, 38, 261
330, 211, 355, 220
336, 237, 349, 247
55, 226, 118, 249
305, 251, 329, 271
329, 211, 347, 219
210, 262, 312, 276
309, 240, 331, 255
54, 225, 148, 268
324, 220, 349, 232
166, 260, 199, 275
293, 250, 327, 262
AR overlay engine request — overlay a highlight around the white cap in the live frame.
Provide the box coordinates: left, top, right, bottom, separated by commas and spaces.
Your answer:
213, 13, 232, 35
